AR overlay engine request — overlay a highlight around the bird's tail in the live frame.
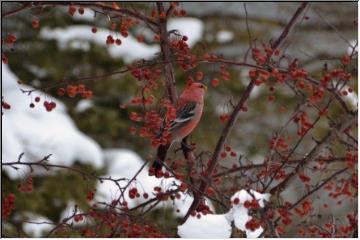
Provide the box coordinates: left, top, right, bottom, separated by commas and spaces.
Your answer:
149, 144, 170, 177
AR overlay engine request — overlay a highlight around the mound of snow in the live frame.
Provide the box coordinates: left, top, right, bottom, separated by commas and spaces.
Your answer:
40, 18, 203, 64
178, 213, 232, 238
1, 63, 103, 179
96, 149, 213, 217
22, 213, 53, 237
178, 189, 270, 238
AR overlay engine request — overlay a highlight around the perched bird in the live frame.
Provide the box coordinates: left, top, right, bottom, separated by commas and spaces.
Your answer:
151, 82, 207, 175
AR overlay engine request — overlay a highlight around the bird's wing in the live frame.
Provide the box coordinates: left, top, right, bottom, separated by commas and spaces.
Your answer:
169, 101, 197, 132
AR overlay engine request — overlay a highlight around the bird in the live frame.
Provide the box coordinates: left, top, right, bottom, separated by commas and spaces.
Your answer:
150, 82, 207, 176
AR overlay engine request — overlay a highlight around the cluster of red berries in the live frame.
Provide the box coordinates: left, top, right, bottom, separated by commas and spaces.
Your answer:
278, 204, 292, 226
43, 100, 56, 112
243, 198, 260, 210
196, 201, 213, 215
274, 168, 287, 180
189, 202, 212, 219
151, 169, 172, 179
28, 96, 57, 111
269, 135, 289, 151
74, 214, 84, 222
18, 176, 33, 192
293, 111, 313, 136
245, 218, 262, 231
128, 187, 140, 199
57, 84, 93, 99
106, 35, 122, 45
133, 100, 176, 148
68, 5, 84, 16
220, 145, 237, 159
294, 200, 312, 217
251, 46, 280, 65
86, 190, 95, 201
130, 68, 161, 92
2, 193, 16, 219
119, 220, 165, 238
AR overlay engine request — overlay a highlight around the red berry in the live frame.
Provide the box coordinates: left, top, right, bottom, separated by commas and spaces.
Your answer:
2, 101, 11, 109
68, 5, 76, 16
35, 97, 40, 102
106, 35, 114, 45
182, 35, 188, 41
211, 78, 219, 87
50, 102, 56, 109
196, 71, 204, 81
78, 7, 84, 15
31, 18, 40, 29
91, 27, 97, 34
6, 34, 17, 44
57, 88, 65, 96
233, 197, 240, 205
115, 39, 122, 46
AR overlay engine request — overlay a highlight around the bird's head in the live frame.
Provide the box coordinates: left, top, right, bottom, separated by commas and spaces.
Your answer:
188, 82, 207, 92
181, 82, 207, 103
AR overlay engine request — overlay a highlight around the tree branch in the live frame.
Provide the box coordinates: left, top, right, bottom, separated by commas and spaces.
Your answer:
157, 2, 178, 104
271, 2, 309, 50
182, 1, 310, 224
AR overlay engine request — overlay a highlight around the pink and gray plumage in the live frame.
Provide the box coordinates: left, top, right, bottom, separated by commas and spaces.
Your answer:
151, 82, 207, 174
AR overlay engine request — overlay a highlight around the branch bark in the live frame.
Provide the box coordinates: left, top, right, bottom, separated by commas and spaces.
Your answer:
157, 2, 178, 104
271, 2, 309, 50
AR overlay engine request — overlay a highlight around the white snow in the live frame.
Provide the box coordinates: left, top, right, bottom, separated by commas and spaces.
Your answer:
347, 39, 358, 56
40, 25, 159, 63
216, 30, 234, 43
342, 86, 358, 111
96, 149, 212, 217
40, 18, 203, 63
168, 18, 204, 47
177, 189, 270, 238
75, 99, 93, 112
1, 63, 103, 179
59, 200, 86, 226
70, 7, 96, 22
22, 213, 53, 237
231, 189, 270, 238
177, 213, 232, 238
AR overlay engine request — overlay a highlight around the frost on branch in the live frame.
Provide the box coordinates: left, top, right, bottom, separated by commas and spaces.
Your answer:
177, 189, 270, 238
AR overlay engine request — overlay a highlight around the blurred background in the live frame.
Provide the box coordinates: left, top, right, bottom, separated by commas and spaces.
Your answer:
2, 2, 357, 237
